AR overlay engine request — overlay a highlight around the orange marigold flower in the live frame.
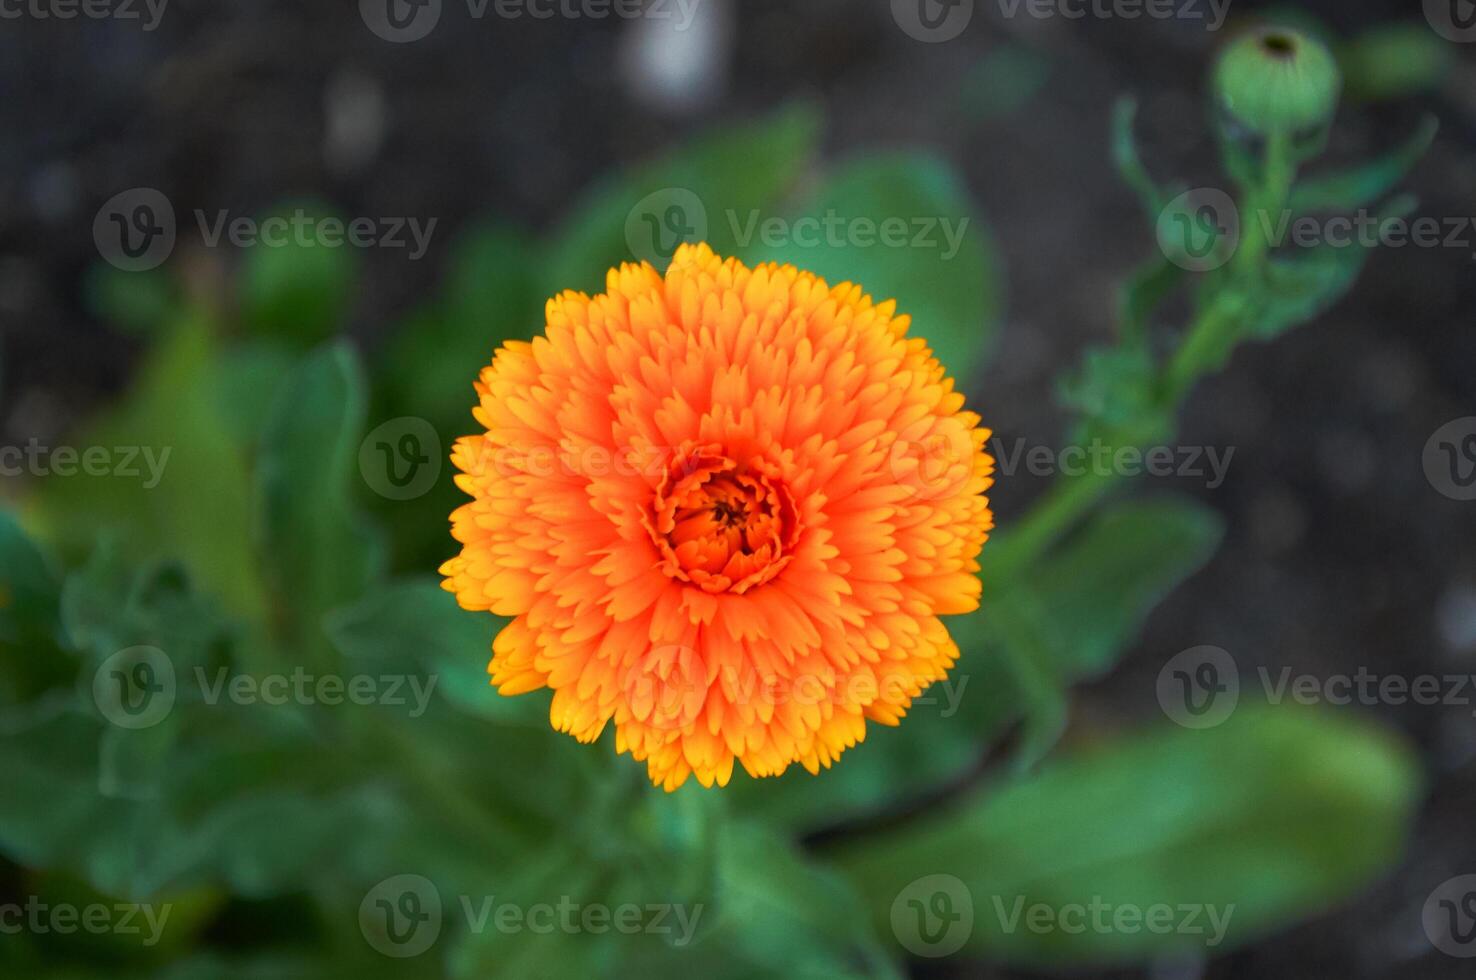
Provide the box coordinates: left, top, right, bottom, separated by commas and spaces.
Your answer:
440, 243, 994, 790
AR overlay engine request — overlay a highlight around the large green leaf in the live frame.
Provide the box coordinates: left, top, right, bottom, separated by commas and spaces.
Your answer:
25, 317, 264, 618
237, 201, 358, 346
255, 343, 386, 662
0, 510, 69, 700
742, 153, 1003, 381
542, 104, 820, 295
830, 703, 1419, 965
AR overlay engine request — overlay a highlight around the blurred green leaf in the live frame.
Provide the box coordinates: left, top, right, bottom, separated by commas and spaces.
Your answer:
84, 264, 178, 337
0, 509, 66, 678
1117, 255, 1183, 338
1339, 26, 1454, 102
1288, 116, 1437, 215
26, 315, 265, 618
543, 104, 821, 294
962, 44, 1052, 121
327, 578, 542, 728
832, 703, 1420, 964
237, 202, 358, 345
255, 343, 386, 662
744, 153, 1003, 381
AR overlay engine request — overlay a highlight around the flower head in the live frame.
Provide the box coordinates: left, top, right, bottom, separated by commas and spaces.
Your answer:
441, 243, 994, 790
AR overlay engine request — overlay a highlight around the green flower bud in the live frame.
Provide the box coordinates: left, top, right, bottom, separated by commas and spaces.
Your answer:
1214, 28, 1342, 135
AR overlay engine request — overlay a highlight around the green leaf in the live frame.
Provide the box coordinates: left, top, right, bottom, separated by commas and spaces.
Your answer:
326, 579, 543, 727
962, 44, 1052, 121
84, 263, 178, 337
1339, 27, 1454, 102
26, 316, 265, 619
831, 703, 1420, 965
1288, 116, 1437, 215
613, 821, 904, 980
237, 201, 358, 345
0, 509, 66, 672
1250, 241, 1370, 340
986, 497, 1225, 679
743, 153, 1003, 381
1116, 255, 1183, 339
255, 343, 385, 661
543, 104, 821, 295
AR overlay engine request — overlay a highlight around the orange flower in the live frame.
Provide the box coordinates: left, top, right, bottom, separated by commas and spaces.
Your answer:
441, 244, 994, 790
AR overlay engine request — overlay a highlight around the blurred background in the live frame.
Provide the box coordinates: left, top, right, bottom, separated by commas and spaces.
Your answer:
1, 0, 1474, 978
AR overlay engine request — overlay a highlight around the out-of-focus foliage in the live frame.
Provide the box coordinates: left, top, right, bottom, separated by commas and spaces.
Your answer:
0, 78, 1429, 978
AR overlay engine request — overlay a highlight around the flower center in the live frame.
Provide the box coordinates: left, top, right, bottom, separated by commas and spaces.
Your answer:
647, 445, 797, 594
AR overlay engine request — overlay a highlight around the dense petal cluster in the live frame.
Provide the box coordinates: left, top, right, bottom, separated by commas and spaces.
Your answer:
441, 243, 994, 790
